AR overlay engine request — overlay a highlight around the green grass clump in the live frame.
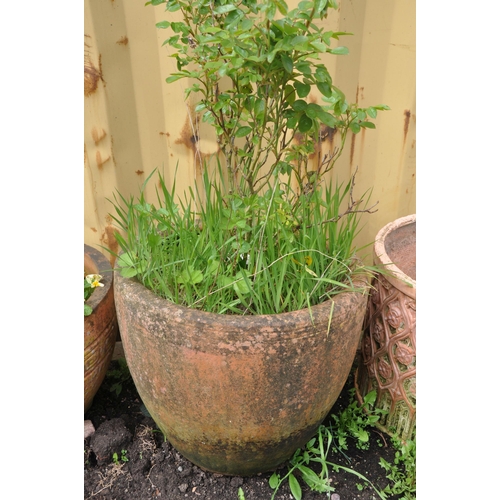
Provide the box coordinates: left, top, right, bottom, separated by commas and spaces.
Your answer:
110, 168, 373, 316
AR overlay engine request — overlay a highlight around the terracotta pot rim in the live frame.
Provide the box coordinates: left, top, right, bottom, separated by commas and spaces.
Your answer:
373, 214, 416, 294
114, 268, 370, 330
85, 244, 114, 310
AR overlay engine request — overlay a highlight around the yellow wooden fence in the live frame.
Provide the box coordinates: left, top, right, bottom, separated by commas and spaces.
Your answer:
84, 0, 416, 263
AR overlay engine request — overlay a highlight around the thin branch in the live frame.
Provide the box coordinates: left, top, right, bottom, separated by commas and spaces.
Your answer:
306, 166, 378, 228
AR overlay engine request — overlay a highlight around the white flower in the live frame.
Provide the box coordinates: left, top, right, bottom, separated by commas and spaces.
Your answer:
86, 274, 104, 288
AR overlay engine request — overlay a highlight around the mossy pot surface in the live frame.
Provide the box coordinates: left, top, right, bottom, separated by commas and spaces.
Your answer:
114, 268, 369, 476
84, 244, 118, 413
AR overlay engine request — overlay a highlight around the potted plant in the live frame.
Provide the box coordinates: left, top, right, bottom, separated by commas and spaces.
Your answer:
84, 244, 119, 412
109, 0, 388, 475
355, 214, 416, 442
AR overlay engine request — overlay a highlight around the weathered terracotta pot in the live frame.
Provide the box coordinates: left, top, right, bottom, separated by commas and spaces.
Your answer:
114, 270, 370, 475
84, 244, 118, 413
355, 214, 416, 442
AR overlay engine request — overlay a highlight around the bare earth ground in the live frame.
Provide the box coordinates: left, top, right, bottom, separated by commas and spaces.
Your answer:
84, 359, 403, 500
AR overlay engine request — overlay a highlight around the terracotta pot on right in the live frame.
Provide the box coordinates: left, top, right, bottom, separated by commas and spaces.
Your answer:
355, 214, 416, 442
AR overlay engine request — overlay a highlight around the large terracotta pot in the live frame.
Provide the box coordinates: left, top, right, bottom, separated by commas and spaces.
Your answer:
114, 269, 370, 475
84, 244, 118, 412
355, 214, 416, 442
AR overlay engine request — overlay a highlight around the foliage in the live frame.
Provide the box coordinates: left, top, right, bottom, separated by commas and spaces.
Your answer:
105, 358, 132, 397
268, 390, 388, 500
380, 435, 416, 499
110, 167, 375, 315
84, 273, 103, 316
329, 388, 386, 451
148, 0, 388, 198
268, 388, 416, 500
112, 449, 129, 464
111, 0, 388, 314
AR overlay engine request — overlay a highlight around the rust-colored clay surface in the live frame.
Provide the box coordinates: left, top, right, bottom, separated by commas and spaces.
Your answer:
114, 269, 370, 475
84, 245, 118, 412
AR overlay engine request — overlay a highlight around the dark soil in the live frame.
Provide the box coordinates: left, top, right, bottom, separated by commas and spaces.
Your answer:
84, 358, 404, 500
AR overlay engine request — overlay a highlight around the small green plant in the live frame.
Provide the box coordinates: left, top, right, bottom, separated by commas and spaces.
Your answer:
269, 423, 387, 500
105, 358, 131, 397
237, 487, 245, 500
111, 167, 378, 316
330, 389, 386, 451
268, 388, 416, 500
84, 273, 103, 316
112, 449, 129, 464
379, 435, 416, 499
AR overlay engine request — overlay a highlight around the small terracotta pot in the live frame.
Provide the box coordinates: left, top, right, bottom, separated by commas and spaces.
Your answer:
355, 214, 416, 442
114, 270, 369, 475
84, 244, 118, 413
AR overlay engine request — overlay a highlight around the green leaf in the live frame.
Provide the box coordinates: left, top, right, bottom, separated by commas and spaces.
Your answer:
288, 474, 302, 500
274, 0, 289, 15
214, 4, 237, 14
207, 259, 220, 276
298, 114, 313, 133
367, 106, 378, 119
284, 84, 296, 105
291, 35, 308, 47
235, 126, 252, 138
269, 472, 280, 489
294, 81, 311, 98
117, 252, 138, 278
298, 2, 314, 11
286, 115, 299, 128
317, 81, 332, 97
310, 40, 327, 52
84, 304, 93, 316
349, 121, 361, 134
166, 73, 186, 83
292, 99, 308, 112
305, 103, 323, 119
281, 53, 294, 73
155, 21, 170, 29
318, 110, 338, 128
374, 104, 391, 110
330, 46, 349, 55
179, 266, 204, 285
234, 271, 251, 294
295, 61, 312, 75
148, 233, 161, 248
364, 390, 377, 406
119, 266, 138, 278
360, 121, 376, 129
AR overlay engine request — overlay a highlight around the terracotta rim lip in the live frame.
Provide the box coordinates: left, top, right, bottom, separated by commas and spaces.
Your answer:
373, 214, 416, 293
114, 267, 370, 327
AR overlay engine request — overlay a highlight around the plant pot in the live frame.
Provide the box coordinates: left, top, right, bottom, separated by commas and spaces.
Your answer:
114, 270, 370, 476
355, 214, 416, 442
84, 244, 119, 413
